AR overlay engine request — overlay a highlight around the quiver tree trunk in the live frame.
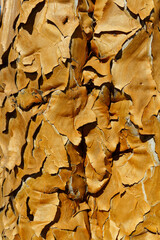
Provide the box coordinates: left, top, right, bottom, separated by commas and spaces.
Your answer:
0, 0, 160, 239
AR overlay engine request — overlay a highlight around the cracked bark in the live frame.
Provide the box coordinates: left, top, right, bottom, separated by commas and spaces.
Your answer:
0, 0, 160, 239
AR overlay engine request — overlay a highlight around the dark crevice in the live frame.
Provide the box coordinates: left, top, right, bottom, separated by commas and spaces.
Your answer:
8, 182, 23, 198
124, 92, 132, 101
72, 25, 83, 40
109, 82, 115, 96
144, 228, 157, 235
0, 12, 2, 28
120, 191, 126, 198
31, 114, 37, 122
85, 80, 95, 94
10, 60, 17, 69
9, 196, 15, 214
79, 136, 87, 160
129, 221, 145, 237
14, 166, 18, 177
13, 14, 19, 30
5, 204, 9, 216
41, 207, 61, 238
115, 49, 122, 61
140, 134, 154, 143
112, 143, 120, 160
127, 7, 138, 20
32, 121, 42, 141
0, 44, 12, 70
1, 96, 7, 108
128, 118, 140, 130
19, 118, 31, 169
13, 92, 18, 98
14, 71, 18, 88
22, 157, 46, 181
110, 59, 113, 71
102, 170, 111, 181
139, 8, 154, 28
63, 16, 68, 25
87, 40, 92, 58
45, 71, 53, 80
88, 175, 110, 198
18, 1, 45, 34
92, 18, 97, 29
3, 109, 17, 134
51, 166, 72, 175
0, 205, 5, 213
2, 178, 6, 197
26, 197, 34, 221
88, 11, 94, 20
122, 182, 140, 187
9, 158, 47, 198
115, 4, 124, 11
38, 75, 43, 89
19, 142, 27, 169
112, 143, 133, 161
25, 119, 32, 139
17, 216, 19, 225
121, 29, 140, 50
47, 19, 64, 36
110, 118, 118, 123
102, 82, 113, 94
83, 65, 107, 77
94, 30, 129, 38
25, 71, 38, 81
110, 87, 129, 103
65, 151, 72, 169
19, 101, 42, 112
80, 122, 97, 137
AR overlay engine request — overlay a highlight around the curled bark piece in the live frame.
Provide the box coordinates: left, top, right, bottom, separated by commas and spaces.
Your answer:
92, 31, 138, 59
83, 57, 112, 85
0, 0, 20, 55
144, 166, 160, 206
112, 30, 156, 127
96, 165, 123, 211
110, 188, 150, 238
94, 0, 141, 33
44, 87, 96, 145
53, 193, 90, 233
46, 0, 79, 37
131, 232, 160, 240
143, 203, 160, 233
1, 0, 160, 239
114, 0, 124, 7
0, 66, 17, 95
114, 144, 154, 185
41, 61, 69, 91
17, 89, 42, 110
29, 192, 59, 236
127, 0, 154, 20
85, 127, 111, 176
33, 120, 69, 174
0, 110, 26, 170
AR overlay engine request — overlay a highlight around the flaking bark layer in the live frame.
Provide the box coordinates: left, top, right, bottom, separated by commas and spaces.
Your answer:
0, 0, 160, 239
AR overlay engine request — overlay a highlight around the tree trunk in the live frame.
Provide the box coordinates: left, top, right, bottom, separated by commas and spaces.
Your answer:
0, 0, 160, 239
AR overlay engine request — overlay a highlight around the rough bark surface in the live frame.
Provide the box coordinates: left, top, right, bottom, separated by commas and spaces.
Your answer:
0, 0, 160, 239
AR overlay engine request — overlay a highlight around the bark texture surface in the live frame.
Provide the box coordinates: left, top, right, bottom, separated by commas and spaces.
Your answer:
0, 0, 160, 239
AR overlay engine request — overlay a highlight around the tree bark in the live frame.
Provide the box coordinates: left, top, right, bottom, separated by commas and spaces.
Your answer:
0, 0, 160, 239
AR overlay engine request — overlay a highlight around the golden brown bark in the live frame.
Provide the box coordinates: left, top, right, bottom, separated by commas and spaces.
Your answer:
0, 0, 160, 239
